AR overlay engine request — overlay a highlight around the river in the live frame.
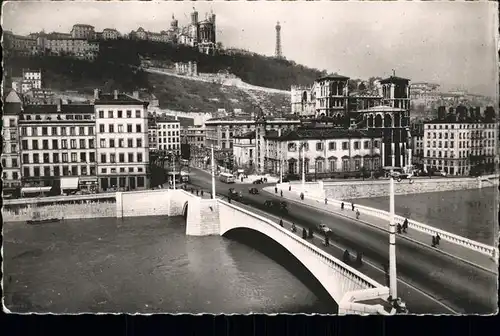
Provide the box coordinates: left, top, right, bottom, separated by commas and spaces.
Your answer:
3, 216, 332, 314
352, 187, 498, 245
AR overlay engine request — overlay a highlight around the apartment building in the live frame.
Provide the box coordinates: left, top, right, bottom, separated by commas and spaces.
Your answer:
19, 101, 97, 191
1, 91, 23, 195
156, 116, 181, 155
148, 118, 158, 151
182, 125, 206, 148
423, 119, 498, 175
205, 115, 300, 150
71, 24, 95, 39
94, 90, 150, 191
234, 127, 383, 176
102, 28, 120, 40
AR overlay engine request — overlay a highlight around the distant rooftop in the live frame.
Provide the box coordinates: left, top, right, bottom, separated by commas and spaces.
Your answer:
265, 127, 383, 141
380, 75, 410, 84
316, 74, 350, 81
95, 92, 148, 106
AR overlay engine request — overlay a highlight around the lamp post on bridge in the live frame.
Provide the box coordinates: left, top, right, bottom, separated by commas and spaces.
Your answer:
301, 142, 306, 193
211, 144, 216, 199
388, 163, 397, 300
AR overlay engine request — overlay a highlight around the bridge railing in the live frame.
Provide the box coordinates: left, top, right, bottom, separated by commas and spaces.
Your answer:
218, 199, 384, 291
302, 193, 498, 258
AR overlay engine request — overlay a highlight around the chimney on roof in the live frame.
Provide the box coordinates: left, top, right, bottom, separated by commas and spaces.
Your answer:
113, 90, 118, 100
175, 115, 178, 121
133, 91, 139, 99
57, 98, 62, 112
93, 88, 100, 100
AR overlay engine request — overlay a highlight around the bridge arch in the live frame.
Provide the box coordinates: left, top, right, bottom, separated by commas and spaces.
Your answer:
219, 211, 378, 306
182, 202, 189, 219
223, 227, 338, 312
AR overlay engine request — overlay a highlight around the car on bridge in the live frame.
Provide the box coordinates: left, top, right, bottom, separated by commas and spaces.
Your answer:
264, 199, 288, 213
228, 188, 243, 200
248, 187, 259, 194
317, 223, 332, 236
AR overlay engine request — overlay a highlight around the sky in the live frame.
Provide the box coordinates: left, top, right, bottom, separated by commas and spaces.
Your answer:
2, 1, 498, 98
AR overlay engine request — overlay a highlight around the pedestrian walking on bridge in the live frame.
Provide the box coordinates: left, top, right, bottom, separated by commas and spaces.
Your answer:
279, 219, 284, 227
402, 218, 409, 233
289, 185, 291, 191
275, 186, 278, 194
341, 202, 345, 210
351, 203, 355, 211
302, 227, 307, 239
280, 190, 283, 197
355, 209, 360, 220
325, 197, 328, 205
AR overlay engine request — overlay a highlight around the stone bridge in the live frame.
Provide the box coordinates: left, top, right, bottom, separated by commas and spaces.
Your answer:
185, 196, 393, 315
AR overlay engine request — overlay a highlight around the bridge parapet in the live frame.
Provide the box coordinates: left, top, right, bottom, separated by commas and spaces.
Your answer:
303, 193, 498, 259
216, 200, 388, 309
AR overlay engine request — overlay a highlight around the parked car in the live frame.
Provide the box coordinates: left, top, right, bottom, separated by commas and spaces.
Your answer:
252, 179, 264, 184
390, 170, 413, 182
437, 170, 447, 177
317, 223, 332, 235
248, 187, 259, 194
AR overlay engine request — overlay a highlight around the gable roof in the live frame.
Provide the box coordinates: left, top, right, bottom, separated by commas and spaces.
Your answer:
95, 93, 148, 106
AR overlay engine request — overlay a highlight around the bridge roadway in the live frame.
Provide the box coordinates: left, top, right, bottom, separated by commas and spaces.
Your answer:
188, 168, 496, 314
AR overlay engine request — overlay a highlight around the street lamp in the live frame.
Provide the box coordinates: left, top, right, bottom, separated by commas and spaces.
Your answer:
211, 144, 216, 199
388, 163, 396, 300
301, 142, 306, 192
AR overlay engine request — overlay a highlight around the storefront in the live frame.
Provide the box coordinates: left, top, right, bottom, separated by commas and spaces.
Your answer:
79, 176, 98, 194
60, 177, 80, 195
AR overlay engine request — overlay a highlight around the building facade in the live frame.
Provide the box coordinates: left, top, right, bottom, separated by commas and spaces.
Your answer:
205, 115, 301, 151
94, 90, 150, 191
156, 116, 181, 154
71, 24, 95, 39
18, 101, 98, 191
422, 119, 498, 176
2, 91, 23, 194
182, 125, 206, 148
102, 28, 120, 40
233, 127, 383, 176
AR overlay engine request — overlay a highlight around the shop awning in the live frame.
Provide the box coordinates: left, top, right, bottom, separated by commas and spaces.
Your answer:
60, 177, 80, 190
21, 186, 52, 194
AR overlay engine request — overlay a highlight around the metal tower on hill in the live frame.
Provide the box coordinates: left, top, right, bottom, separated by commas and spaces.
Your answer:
275, 21, 282, 59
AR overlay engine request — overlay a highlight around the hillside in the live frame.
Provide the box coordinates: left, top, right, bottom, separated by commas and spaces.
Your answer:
4, 53, 291, 114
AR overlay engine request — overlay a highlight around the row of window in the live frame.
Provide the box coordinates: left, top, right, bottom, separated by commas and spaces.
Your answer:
426, 124, 496, 129
158, 137, 179, 143
98, 124, 144, 133
157, 144, 180, 150
426, 131, 496, 140
22, 114, 93, 121
22, 139, 95, 150
426, 140, 496, 149
100, 152, 144, 163
158, 123, 180, 129
99, 138, 144, 148
21, 126, 94, 137
290, 157, 381, 173
23, 152, 96, 164
23, 165, 96, 178
158, 131, 180, 137
21, 166, 146, 178
1, 158, 19, 168
288, 140, 381, 152
425, 149, 495, 158
98, 110, 143, 119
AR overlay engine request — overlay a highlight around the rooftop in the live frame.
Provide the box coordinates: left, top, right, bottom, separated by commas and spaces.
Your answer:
316, 74, 350, 81
265, 127, 383, 141
3, 103, 23, 116
357, 105, 406, 113
95, 93, 148, 106
380, 75, 410, 84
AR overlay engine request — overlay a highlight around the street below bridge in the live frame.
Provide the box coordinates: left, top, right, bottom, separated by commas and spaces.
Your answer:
187, 167, 496, 314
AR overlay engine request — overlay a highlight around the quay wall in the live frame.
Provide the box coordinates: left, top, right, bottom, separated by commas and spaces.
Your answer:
279, 176, 497, 200
2, 199, 116, 222
3, 189, 200, 222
